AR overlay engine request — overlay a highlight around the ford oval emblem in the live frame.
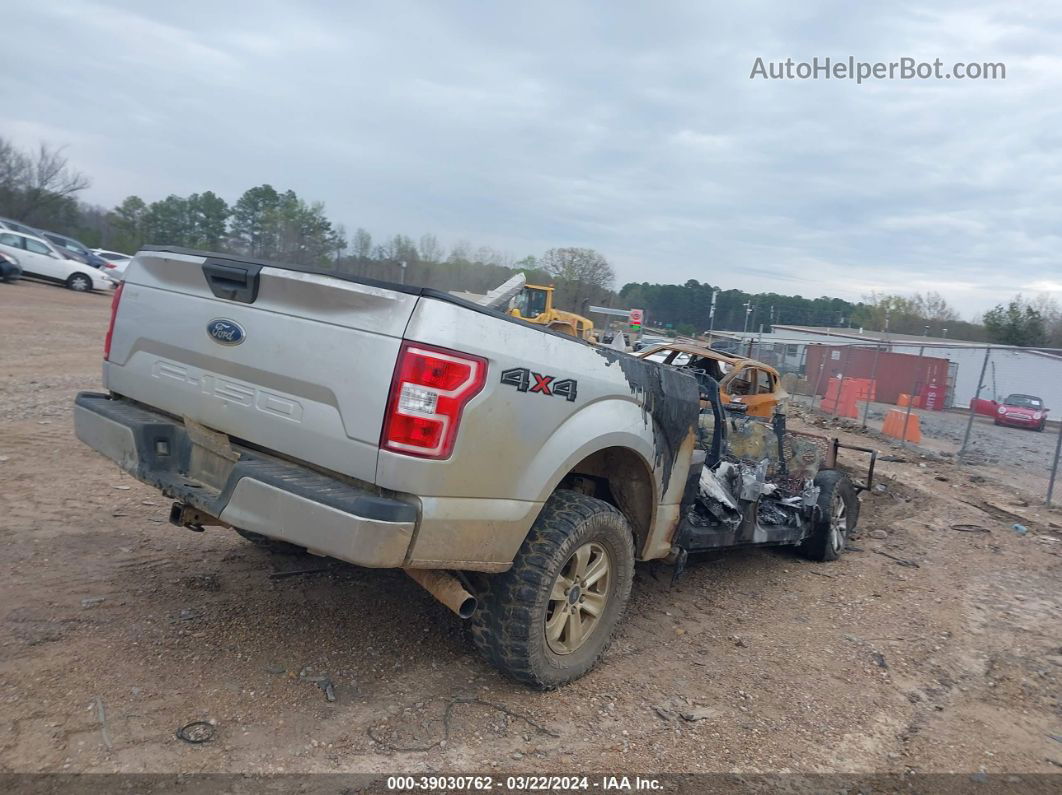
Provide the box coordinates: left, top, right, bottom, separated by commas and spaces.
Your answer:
206, 318, 245, 346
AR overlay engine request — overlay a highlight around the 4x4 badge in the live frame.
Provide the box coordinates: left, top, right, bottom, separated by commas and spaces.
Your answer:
500, 368, 577, 402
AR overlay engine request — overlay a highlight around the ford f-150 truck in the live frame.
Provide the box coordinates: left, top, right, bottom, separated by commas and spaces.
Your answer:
75, 247, 868, 688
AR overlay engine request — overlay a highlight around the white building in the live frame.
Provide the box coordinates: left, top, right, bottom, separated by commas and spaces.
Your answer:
767, 325, 1062, 411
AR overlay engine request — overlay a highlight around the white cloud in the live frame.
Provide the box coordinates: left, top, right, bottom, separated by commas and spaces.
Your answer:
2, 0, 1059, 315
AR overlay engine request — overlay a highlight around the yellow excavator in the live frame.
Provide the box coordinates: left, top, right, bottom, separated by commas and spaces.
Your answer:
507, 283, 596, 341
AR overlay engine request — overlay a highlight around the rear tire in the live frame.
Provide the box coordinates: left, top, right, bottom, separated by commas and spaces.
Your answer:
800, 470, 858, 562
470, 490, 634, 689
67, 273, 92, 292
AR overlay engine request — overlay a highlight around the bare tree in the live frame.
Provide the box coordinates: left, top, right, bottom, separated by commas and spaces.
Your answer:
418, 233, 443, 263
912, 291, 959, 323
447, 239, 472, 263
332, 223, 348, 263
539, 247, 615, 290
352, 227, 372, 259
0, 137, 30, 195
3, 141, 90, 221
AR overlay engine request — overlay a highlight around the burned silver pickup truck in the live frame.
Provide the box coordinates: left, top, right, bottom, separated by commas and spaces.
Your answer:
75, 247, 873, 690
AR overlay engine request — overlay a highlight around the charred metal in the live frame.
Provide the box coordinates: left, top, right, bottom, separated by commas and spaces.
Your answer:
593, 347, 700, 496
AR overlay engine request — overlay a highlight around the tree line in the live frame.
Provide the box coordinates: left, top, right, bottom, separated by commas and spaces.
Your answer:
1, 135, 1057, 347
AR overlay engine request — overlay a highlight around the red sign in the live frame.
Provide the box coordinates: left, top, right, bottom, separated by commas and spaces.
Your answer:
629, 308, 643, 326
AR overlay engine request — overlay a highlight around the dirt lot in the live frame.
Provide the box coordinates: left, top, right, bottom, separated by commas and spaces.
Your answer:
2, 279, 1061, 776
862, 403, 1061, 494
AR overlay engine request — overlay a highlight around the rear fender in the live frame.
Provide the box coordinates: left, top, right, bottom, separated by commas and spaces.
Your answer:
518, 398, 659, 505
516, 397, 695, 559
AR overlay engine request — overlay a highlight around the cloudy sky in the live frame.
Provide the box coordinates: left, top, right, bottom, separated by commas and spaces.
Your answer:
4, 0, 1060, 316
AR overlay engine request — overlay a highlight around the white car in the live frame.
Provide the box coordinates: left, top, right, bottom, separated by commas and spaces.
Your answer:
91, 248, 135, 279
0, 231, 112, 292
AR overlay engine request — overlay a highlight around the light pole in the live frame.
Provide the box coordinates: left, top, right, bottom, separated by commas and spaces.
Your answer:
742, 301, 753, 334
398, 260, 407, 285
707, 289, 718, 343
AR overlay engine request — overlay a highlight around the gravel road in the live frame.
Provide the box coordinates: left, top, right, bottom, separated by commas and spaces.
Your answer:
2, 279, 1061, 779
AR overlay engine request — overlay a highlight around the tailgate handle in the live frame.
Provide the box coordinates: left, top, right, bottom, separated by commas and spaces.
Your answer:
202, 260, 262, 304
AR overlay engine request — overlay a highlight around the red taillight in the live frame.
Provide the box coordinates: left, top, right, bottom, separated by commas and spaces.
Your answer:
103, 262, 117, 269
103, 281, 124, 361
382, 342, 487, 459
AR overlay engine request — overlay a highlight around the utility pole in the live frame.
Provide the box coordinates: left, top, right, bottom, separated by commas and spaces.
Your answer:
743, 301, 753, 334
707, 289, 718, 344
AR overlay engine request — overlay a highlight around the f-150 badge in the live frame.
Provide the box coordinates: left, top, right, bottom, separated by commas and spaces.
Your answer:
500, 368, 577, 402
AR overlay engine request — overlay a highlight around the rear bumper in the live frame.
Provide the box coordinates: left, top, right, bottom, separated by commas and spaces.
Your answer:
73, 392, 417, 567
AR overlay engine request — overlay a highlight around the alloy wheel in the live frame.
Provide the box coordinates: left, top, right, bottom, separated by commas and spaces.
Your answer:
545, 542, 611, 655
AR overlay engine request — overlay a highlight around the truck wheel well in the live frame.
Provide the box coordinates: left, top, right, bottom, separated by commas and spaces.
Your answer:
555, 447, 654, 555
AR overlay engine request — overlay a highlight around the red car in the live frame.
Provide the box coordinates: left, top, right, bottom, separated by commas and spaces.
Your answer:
994, 393, 1048, 431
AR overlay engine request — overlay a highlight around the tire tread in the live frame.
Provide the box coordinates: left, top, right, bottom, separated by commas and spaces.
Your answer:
469, 490, 633, 689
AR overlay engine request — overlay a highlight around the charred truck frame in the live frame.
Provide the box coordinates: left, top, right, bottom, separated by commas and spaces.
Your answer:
669, 367, 877, 576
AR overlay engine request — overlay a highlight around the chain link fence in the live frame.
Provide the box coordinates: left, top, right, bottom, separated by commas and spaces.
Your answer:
718, 335, 1062, 506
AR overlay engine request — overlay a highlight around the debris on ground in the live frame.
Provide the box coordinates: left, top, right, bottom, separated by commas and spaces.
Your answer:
268, 566, 334, 580
681, 707, 720, 722
319, 678, 336, 702
872, 549, 920, 568
176, 721, 216, 744
80, 597, 105, 608
94, 696, 112, 750
961, 499, 1030, 525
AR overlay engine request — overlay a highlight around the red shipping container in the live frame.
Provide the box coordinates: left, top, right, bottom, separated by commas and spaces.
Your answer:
804, 345, 950, 407
921, 382, 944, 411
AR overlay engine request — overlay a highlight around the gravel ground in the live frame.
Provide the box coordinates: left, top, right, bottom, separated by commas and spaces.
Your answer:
2, 279, 1061, 779
796, 397, 1061, 500
863, 404, 1058, 467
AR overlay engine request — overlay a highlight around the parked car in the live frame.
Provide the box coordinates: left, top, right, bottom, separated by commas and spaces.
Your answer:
0, 231, 112, 292
73, 245, 871, 689
52, 246, 91, 266
39, 231, 108, 268
91, 248, 134, 278
995, 393, 1048, 431
0, 250, 21, 283
633, 334, 670, 352
637, 341, 789, 417
0, 216, 42, 236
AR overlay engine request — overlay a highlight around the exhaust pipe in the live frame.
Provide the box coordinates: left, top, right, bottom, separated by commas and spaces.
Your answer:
404, 569, 477, 619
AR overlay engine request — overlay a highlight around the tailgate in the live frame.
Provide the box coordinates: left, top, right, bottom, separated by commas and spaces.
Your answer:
105, 249, 418, 484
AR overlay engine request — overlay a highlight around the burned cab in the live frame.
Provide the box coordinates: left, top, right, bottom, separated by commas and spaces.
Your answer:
671, 369, 876, 570
637, 341, 788, 418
